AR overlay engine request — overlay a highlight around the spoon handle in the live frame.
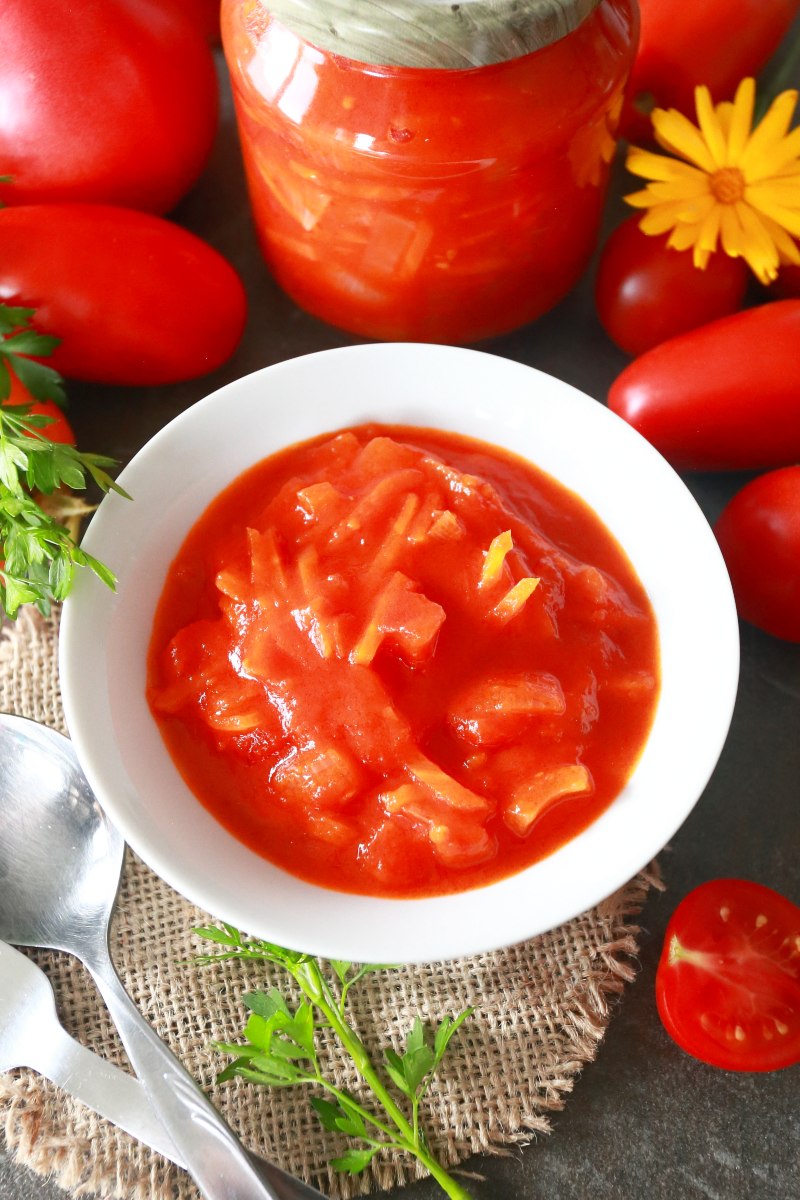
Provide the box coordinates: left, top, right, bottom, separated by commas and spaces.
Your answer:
18, 1023, 186, 1167
83, 944, 327, 1200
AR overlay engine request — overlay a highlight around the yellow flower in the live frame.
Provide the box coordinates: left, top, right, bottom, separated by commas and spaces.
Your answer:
625, 78, 800, 284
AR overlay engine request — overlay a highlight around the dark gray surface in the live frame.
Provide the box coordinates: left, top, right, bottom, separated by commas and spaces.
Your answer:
2, 43, 799, 1200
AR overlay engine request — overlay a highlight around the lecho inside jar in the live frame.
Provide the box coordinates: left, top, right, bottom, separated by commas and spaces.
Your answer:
222, 0, 637, 343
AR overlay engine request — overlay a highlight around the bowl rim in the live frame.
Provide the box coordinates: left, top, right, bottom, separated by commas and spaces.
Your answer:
59, 343, 740, 963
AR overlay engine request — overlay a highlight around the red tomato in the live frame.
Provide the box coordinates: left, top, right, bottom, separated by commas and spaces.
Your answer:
595, 218, 749, 356
2, 371, 75, 446
656, 879, 800, 1072
714, 467, 800, 642
168, 0, 220, 42
607, 301, 800, 471
0, 205, 247, 386
0, 0, 218, 214
620, 0, 800, 141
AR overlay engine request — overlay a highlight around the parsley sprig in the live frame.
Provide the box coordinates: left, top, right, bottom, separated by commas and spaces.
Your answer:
194, 924, 475, 1199
0, 304, 129, 619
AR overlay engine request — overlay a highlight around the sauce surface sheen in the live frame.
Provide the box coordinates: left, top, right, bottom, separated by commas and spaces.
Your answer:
147, 424, 660, 897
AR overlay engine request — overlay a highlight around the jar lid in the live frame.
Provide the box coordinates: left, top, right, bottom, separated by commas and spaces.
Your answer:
263, 0, 602, 68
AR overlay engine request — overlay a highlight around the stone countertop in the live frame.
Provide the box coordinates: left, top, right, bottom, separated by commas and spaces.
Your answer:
2, 42, 799, 1200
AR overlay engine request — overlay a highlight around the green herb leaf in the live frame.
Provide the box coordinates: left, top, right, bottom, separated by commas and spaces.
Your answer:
0, 304, 128, 619
243, 988, 291, 1021
333, 1100, 367, 1139
0, 304, 65, 405
192, 924, 242, 947
310, 1096, 344, 1134
330, 961, 352, 985
0, 343, 128, 619
1, 329, 62, 358
433, 1009, 473, 1068
0, 305, 34, 336
194, 925, 475, 1200
330, 1146, 381, 1175
383, 1047, 411, 1097
9, 353, 68, 406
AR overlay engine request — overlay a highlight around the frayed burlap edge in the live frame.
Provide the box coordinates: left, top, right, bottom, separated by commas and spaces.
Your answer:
1, 608, 663, 1200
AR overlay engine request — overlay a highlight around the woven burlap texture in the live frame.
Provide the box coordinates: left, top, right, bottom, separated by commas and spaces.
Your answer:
0, 608, 661, 1200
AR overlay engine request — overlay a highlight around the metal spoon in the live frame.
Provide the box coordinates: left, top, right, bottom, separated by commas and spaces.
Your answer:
0, 712, 327, 1200
0, 939, 184, 1164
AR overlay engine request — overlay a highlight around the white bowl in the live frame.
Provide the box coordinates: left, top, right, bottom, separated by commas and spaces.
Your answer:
59, 344, 739, 964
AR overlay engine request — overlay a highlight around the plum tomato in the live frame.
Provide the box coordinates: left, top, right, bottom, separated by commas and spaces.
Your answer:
656, 879, 800, 1072
0, 0, 218, 214
620, 0, 800, 142
595, 217, 748, 356
607, 301, 800, 471
714, 467, 800, 643
2, 372, 75, 446
168, 0, 221, 41
0, 205, 247, 386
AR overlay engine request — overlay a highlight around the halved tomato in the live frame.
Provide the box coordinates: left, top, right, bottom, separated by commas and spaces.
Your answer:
656, 879, 800, 1072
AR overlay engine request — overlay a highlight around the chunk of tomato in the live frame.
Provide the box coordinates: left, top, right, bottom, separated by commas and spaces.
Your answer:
656, 879, 800, 1072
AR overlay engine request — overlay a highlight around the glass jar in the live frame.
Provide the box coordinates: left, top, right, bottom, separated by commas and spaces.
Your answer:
222, 0, 638, 343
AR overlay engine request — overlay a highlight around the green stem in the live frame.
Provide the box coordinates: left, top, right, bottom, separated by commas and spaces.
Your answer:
294, 960, 413, 1137
311, 1076, 398, 1141
292, 960, 474, 1200
411, 1094, 421, 1148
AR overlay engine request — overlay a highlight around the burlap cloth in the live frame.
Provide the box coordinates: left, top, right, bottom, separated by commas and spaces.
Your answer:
0, 608, 662, 1200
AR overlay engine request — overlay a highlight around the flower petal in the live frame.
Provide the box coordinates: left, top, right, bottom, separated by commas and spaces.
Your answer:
747, 177, 800, 206
760, 213, 800, 266
719, 205, 745, 258
626, 147, 709, 187
696, 204, 723, 255
734, 202, 781, 282
724, 79, 756, 164
638, 206, 683, 236
666, 222, 701, 251
634, 178, 710, 203
739, 89, 800, 174
624, 188, 661, 209
651, 107, 717, 173
743, 124, 800, 181
694, 86, 728, 168
745, 195, 800, 237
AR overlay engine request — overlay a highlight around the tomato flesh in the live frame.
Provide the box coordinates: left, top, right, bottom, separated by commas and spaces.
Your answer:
656, 879, 800, 1072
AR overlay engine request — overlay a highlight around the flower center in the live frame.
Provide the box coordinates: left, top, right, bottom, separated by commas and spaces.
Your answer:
710, 167, 746, 205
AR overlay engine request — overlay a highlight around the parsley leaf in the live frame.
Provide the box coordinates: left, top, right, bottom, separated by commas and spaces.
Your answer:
0, 303, 129, 619
0, 306, 67, 406
194, 925, 474, 1199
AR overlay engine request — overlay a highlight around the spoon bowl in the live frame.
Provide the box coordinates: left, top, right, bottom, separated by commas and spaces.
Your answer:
0, 714, 123, 953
